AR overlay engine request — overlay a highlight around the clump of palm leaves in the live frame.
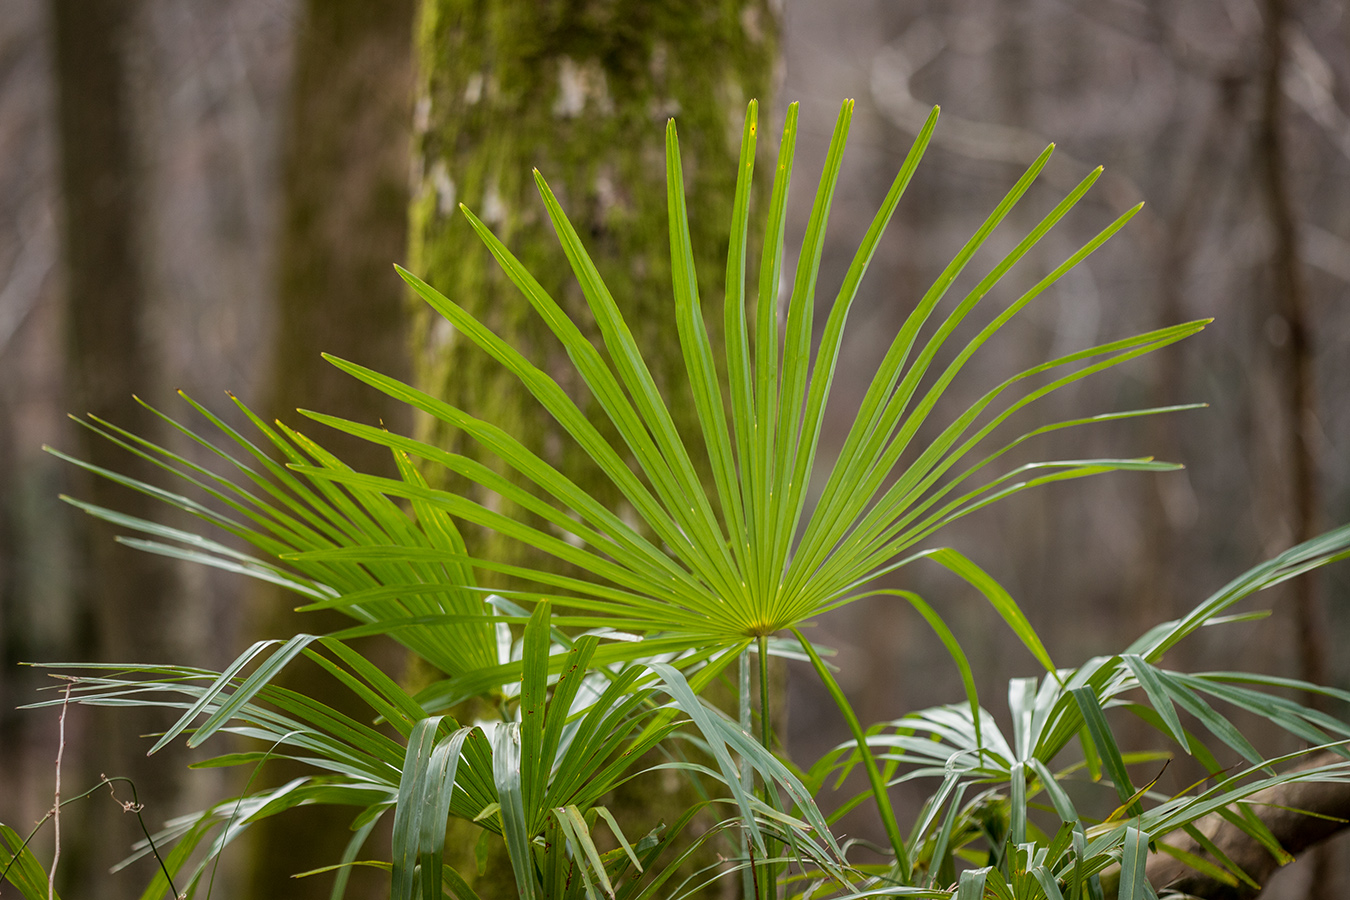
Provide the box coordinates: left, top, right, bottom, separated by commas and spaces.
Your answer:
5, 100, 1349, 900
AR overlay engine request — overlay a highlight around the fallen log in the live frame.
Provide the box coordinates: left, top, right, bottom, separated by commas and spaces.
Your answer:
1146, 752, 1350, 899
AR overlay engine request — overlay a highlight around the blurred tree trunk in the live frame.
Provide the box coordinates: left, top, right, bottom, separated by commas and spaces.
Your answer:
1257, 0, 1326, 699
408, 0, 777, 895
50, 2, 183, 896
245, 1, 415, 898
1255, 1, 1331, 896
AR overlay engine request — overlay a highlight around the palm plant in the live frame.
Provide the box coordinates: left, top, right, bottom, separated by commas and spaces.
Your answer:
805, 522, 1350, 897
5, 99, 1349, 899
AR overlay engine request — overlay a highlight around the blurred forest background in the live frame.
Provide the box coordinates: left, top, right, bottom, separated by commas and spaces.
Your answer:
2, 1, 1349, 898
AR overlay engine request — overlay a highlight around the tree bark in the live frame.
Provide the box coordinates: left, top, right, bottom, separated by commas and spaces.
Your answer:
408, 1, 777, 895
1257, 0, 1325, 699
409, 0, 777, 557
50, 2, 182, 896
1255, 4, 1331, 892
245, 1, 415, 897
1145, 753, 1350, 899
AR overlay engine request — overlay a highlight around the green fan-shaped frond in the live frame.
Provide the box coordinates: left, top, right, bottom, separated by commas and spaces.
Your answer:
302, 100, 1203, 663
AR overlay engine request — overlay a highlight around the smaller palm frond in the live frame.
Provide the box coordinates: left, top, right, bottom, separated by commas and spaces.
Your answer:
804, 526, 1350, 895
50, 393, 498, 681
32, 602, 840, 899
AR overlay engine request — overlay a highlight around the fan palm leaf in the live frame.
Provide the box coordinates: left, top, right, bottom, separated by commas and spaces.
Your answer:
295, 99, 1202, 672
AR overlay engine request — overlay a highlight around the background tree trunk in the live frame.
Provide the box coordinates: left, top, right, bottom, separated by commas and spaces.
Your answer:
408, 1, 777, 895
50, 2, 183, 896
245, 1, 415, 897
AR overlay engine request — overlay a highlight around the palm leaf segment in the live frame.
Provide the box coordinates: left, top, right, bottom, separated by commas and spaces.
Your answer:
47, 397, 500, 681
307, 99, 1202, 654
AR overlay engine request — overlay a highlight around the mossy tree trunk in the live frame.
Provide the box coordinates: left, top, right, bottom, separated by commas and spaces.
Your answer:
246, 2, 415, 897
408, 1, 777, 895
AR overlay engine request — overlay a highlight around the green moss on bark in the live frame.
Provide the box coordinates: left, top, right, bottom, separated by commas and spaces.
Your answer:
409, 1, 778, 896
410, 0, 776, 560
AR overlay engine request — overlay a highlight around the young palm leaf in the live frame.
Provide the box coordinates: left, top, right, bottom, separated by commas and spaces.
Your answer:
302, 99, 1201, 669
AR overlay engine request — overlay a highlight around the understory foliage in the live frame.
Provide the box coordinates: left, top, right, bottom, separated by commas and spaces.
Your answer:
5, 100, 1350, 900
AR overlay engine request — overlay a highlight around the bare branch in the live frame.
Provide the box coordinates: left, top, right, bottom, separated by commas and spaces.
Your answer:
47, 679, 72, 900
1147, 752, 1350, 899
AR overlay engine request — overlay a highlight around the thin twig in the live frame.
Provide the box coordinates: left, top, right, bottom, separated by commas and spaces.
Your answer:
0, 676, 180, 900
47, 679, 73, 900
0, 776, 175, 897
101, 778, 179, 900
